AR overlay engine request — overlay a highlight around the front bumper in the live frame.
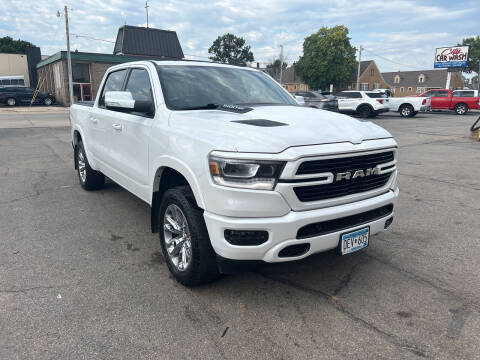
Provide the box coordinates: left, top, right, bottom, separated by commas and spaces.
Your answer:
204, 188, 399, 262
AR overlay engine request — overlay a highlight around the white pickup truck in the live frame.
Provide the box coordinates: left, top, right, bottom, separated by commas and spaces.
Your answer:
372, 89, 430, 117
70, 61, 399, 285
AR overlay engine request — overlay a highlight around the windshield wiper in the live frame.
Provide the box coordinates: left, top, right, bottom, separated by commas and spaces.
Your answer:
177, 103, 220, 110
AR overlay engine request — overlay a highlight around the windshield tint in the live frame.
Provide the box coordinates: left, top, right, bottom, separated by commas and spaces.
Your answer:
157, 65, 296, 110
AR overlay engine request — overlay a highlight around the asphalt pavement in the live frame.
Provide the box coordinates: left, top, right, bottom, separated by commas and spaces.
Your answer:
1, 109, 480, 359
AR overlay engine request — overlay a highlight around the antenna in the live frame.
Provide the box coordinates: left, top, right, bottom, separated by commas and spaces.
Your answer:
145, 1, 149, 28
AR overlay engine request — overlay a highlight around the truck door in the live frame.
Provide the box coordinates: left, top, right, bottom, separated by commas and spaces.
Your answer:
90, 69, 128, 168
110, 67, 154, 188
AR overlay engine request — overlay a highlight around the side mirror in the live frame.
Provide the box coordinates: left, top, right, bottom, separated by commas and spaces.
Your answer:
295, 95, 305, 105
105, 91, 135, 110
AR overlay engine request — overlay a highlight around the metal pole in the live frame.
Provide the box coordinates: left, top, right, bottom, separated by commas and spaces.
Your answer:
65, 6, 74, 106
478, 61, 480, 91
445, 71, 452, 89
279, 45, 284, 85
145, 1, 149, 28
356, 45, 363, 90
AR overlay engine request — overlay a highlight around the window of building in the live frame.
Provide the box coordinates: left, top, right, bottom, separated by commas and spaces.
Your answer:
72, 63, 91, 83
418, 74, 425, 83
374, 83, 381, 89
394, 75, 400, 84
400, 87, 404, 93
417, 87, 425, 94
360, 83, 369, 91
370, 68, 374, 76
99, 69, 128, 107
408, 87, 412, 92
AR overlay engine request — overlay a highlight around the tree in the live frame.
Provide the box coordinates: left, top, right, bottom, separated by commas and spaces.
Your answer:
0, 36, 35, 54
266, 58, 287, 78
295, 25, 356, 90
208, 33, 254, 66
458, 36, 480, 74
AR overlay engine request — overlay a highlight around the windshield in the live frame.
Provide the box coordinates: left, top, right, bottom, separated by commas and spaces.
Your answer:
157, 65, 296, 110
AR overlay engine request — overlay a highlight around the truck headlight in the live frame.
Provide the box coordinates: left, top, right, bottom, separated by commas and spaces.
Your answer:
209, 156, 285, 190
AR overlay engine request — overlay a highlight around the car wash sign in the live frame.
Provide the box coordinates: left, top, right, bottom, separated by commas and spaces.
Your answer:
434, 46, 469, 68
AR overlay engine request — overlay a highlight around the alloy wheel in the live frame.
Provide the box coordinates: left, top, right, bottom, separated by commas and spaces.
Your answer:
163, 204, 192, 272
77, 150, 87, 183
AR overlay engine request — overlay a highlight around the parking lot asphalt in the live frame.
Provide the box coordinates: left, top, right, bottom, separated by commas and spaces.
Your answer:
1, 109, 480, 359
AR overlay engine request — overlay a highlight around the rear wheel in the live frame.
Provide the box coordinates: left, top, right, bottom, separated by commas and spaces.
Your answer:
76, 141, 105, 190
7, 98, 16, 106
357, 105, 371, 119
159, 187, 220, 286
399, 104, 414, 117
43, 97, 53, 106
455, 103, 468, 115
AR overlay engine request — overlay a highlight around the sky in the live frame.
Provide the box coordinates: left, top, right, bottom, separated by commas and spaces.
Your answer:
0, 0, 478, 73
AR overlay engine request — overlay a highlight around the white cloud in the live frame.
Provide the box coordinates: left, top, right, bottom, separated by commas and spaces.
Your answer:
0, 0, 478, 71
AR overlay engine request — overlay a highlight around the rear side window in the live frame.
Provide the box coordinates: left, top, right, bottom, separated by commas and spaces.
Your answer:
338, 92, 361, 98
365, 92, 385, 98
99, 69, 127, 107
436, 91, 449, 97
453, 90, 474, 97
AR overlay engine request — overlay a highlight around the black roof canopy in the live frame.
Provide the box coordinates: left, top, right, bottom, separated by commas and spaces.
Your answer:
114, 25, 184, 59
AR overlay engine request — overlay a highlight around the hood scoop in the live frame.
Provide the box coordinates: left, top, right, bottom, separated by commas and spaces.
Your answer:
231, 119, 288, 127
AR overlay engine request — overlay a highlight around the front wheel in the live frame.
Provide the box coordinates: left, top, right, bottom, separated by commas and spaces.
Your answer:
159, 187, 219, 286
357, 105, 371, 119
76, 141, 105, 190
7, 98, 16, 106
43, 97, 53, 106
455, 103, 468, 115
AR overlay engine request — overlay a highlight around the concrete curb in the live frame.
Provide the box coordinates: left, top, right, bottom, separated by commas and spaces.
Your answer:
0, 106, 70, 114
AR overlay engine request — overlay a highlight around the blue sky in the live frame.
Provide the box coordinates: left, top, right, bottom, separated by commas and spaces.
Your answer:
0, 0, 478, 72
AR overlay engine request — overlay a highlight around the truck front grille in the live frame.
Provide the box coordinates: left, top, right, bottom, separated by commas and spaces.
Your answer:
292, 151, 394, 202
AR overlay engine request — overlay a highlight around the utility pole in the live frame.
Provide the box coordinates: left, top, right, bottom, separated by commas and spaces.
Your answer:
279, 45, 284, 85
356, 45, 363, 90
145, 1, 149, 28
478, 61, 480, 91
64, 6, 73, 106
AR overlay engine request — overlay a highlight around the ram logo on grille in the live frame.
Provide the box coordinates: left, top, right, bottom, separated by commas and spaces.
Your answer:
335, 167, 381, 181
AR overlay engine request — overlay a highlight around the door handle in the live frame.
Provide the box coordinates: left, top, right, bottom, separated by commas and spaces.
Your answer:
112, 123, 122, 131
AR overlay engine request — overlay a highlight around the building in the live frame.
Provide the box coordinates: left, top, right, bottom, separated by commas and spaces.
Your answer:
337, 60, 388, 92
36, 26, 183, 106
382, 69, 463, 96
280, 63, 309, 92
0, 47, 41, 87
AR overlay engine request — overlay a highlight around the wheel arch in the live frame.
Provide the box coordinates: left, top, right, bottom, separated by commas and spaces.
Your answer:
356, 103, 373, 112
151, 160, 206, 233
455, 102, 469, 109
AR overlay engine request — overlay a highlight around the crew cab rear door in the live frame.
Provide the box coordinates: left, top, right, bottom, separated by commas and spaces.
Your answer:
337, 91, 361, 111
429, 90, 450, 109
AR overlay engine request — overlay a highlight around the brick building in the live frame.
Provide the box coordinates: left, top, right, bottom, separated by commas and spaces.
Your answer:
337, 60, 388, 92
382, 69, 464, 96
280, 64, 309, 92
36, 26, 184, 106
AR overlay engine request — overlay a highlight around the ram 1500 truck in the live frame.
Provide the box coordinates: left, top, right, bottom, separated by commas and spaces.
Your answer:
416, 89, 480, 115
70, 61, 399, 285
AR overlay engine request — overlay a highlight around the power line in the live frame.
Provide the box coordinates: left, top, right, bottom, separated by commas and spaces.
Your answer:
362, 47, 430, 70
71, 33, 115, 43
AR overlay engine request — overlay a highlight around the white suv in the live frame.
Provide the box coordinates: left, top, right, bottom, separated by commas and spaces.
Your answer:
337, 91, 390, 118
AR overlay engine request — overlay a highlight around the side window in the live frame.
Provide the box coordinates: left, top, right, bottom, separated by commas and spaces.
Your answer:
350, 92, 362, 98
99, 69, 127, 107
425, 91, 436, 97
437, 91, 448, 97
124, 69, 154, 115
338, 92, 350, 98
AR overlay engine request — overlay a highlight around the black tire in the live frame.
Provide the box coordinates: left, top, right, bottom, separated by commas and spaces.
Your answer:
412, 111, 418, 117
76, 141, 105, 190
43, 97, 53, 106
455, 103, 468, 115
159, 187, 220, 286
357, 105, 371, 119
399, 104, 414, 117
6, 97, 16, 106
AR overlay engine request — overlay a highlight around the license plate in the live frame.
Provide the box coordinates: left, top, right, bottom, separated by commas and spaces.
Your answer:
341, 227, 369, 255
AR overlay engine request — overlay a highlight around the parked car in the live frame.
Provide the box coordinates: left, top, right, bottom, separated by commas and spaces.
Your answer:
336, 91, 390, 118
292, 91, 338, 111
70, 61, 398, 286
372, 89, 430, 117
416, 89, 480, 115
0, 87, 55, 106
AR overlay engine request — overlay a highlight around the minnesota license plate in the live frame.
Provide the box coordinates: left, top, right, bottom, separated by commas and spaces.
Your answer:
341, 227, 369, 255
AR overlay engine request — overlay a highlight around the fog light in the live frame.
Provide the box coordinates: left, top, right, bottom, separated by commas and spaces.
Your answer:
384, 217, 393, 229
224, 230, 269, 246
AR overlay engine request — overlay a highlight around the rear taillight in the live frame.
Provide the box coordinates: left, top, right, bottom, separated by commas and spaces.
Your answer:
422, 99, 427, 105
376, 99, 384, 104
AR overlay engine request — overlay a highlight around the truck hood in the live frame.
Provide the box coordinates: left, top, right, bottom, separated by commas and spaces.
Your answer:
169, 105, 392, 153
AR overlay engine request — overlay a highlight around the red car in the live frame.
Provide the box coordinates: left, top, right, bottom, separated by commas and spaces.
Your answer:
417, 89, 480, 115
